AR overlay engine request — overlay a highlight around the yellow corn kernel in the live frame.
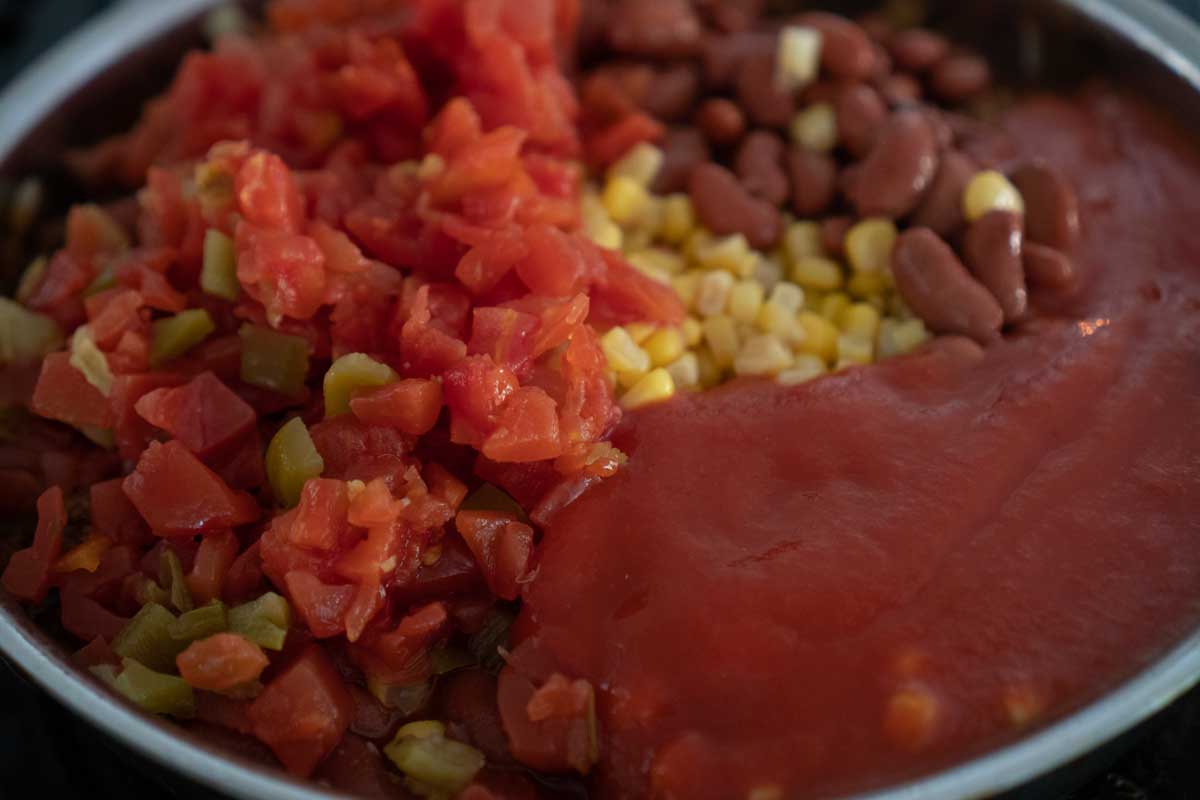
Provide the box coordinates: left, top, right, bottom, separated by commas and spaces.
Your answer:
600, 327, 651, 373
845, 218, 898, 273
680, 317, 703, 347
840, 302, 882, 340
783, 221, 824, 261
820, 292, 851, 321
846, 269, 890, 300
683, 229, 713, 263
769, 282, 805, 313
791, 256, 843, 291
789, 102, 837, 152
755, 301, 802, 344
643, 327, 685, 367
581, 191, 623, 250
776, 354, 828, 386
702, 315, 740, 368
777, 25, 822, 91
837, 333, 874, 367
607, 142, 664, 188
796, 311, 839, 364
695, 270, 736, 317
963, 170, 1025, 222
623, 227, 655, 254
621, 368, 676, 410
659, 194, 696, 245
624, 322, 656, 344
696, 233, 756, 277
628, 248, 685, 277
602, 175, 650, 226
664, 352, 700, 389
877, 318, 930, 359
324, 353, 398, 417
728, 280, 765, 325
754, 255, 785, 292
734, 334, 794, 377
671, 272, 701, 308
695, 347, 723, 388
616, 368, 649, 390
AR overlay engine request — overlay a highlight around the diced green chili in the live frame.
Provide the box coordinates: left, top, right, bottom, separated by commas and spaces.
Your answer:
266, 417, 324, 508
159, 549, 193, 613
77, 425, 116, 449
168, 601, 228, 644
83, 262, 116, 297
238, 324, 309, 397
368, 676, 434, 715
228, 591, 290, 651
131, 575, 170, 608
323, 352, 397, 417
429, 645, 474, 676
200, 229, 240, 301
384, 720, 485, 798
113, 658, 195, 719
15, 255, 47, 304
111, 602, 183, 673
70, 325, 114, 396
468, 607, 515, 674
150, 309, 215, 367
460, 483, 528, 522
0, 297, 63, 366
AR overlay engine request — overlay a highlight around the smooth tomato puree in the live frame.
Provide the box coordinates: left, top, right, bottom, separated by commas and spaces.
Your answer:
511, 89, 1200, 798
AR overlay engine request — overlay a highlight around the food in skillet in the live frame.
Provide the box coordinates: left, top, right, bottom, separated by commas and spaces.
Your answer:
2, 1, 1199, 798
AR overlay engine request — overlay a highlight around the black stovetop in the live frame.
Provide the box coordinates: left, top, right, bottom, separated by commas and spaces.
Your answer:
2, 1, 1200, 798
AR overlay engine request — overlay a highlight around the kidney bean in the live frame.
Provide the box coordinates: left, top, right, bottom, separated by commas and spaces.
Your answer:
910, 150, 976, 236
870, 43, 894, 80
702, 31, 775, 89
892, 228, 1003, 344
1010, 161, 1081, 250
703, 0, 766, 33
889, 29, 950, 73
652, 128, 711, 194
803, 80, 844, 107
930, 54, 992, 103
876, 73, 923, 106
788, 148, 838, 218
609, 0, 704, 58
690, 163, 782, 249
696, 98, 747, 146
577, 0, 613, 57
844, 109, 939, 219
790, 12, 878, 81
835, 84, 888, 158
735, 131, 789, 206
1023, 242, 1077, 290
924, 335, 986, 364
821, 216, 852, 258
737, 51, 795, 128
857, 12, 894, 42
643, 64, 702, 122
580, 69, 643, 122
963, 211, 1028, 322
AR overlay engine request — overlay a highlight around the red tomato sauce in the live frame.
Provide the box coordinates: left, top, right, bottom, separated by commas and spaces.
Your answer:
512, 89, 1200, 799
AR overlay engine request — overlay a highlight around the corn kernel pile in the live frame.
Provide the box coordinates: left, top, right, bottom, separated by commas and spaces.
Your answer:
585, 143, 933, 410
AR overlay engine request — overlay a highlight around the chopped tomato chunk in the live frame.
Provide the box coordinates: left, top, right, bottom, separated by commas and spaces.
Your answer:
1, 486, 66, 602
123, 441, 259, 536
177, 632, 270, 692
134, 371, 256, 458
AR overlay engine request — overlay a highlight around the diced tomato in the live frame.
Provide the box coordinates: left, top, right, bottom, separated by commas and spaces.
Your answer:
443, 355, 518, 444
72, 636, 119, 669
195, 692, 255, 736
236, 151, 304, 233
178, 632, 270, 692
350, 378, 443, 435
236, 225, 327, 323
123, 441, 259, 536
468, 307, 539, 375
586, 111, 664, 167
350, 601, 447, 684
1, 486, 66, 602
89, 478, 150, 547
134, 372, 257, 458
60, 544, 137, 601
223, 540, 264, 604
188, 529, 240, 604
60, 587, 129, 642
25, 251, 89, 328
86, 288, 144, 349
399, 285, 470, 378
110, 372, 186, 461
248, 644, 353, 777
455, 230, 527, 296
291, 479, 351, 552
284, 570, 355, 639
30, 353, 114, 431
314, 732, 408, 799
481, 386, 562, 464
589, 247, 686, 327
514, 224, 587, 297
389, 535, 483, 607
454, 510, 534, 601
497, 658, 597, 774
428, 126, 527, 205
308, 415, 412, 487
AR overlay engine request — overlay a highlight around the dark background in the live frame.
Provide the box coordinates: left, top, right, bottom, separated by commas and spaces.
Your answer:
1, 1, 1200, 798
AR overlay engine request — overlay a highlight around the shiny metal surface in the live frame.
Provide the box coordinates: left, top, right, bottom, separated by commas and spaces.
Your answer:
1, 1, 1200, 798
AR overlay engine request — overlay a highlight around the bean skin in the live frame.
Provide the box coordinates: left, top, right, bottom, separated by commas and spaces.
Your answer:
735, 131, 789, 206
889, 29, 950, 73
821, 216, 852, 258
1023, 242, 1078, 290
963, 211, 1029, 322
835, 84, 889, 158
608, 0, 704, 59
930, 54, 992, 103
790, 12, 878, 81
690, 162, 782, 249
844, 109, 940, 219
736, 51, 795, 128
652, 128, 711, 194
643, 64, 702, 122
788, 149, 838, 218
702, 31, 775, 89
876, 73, 923, 106
892, 227, 1003, 344
696, 98, 747, 146
1010, 161, 1082, 250
910, 150, 976, 236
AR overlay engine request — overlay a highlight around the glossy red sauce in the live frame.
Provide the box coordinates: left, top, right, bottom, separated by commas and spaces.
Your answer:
514, 88, 1200, 799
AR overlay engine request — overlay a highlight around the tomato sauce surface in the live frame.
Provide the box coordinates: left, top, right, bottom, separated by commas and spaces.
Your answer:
515, 88, 1200, 799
